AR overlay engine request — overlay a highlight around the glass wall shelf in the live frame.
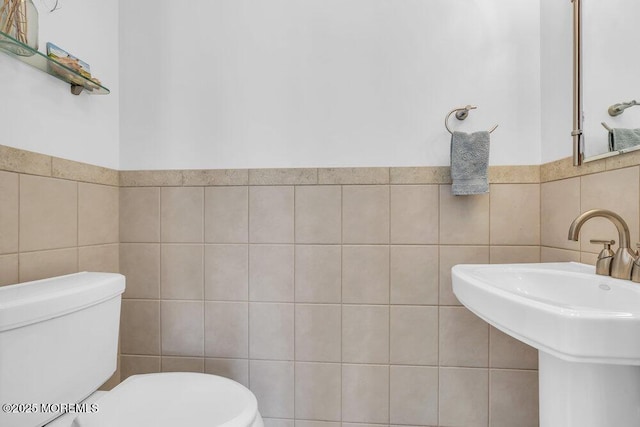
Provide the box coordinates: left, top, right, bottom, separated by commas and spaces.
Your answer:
0, 30, 109, 95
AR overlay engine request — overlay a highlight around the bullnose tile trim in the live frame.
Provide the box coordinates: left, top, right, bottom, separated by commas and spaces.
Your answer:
183, 169, 249, 186
249, 168, 318, 185
540, 154, 640, 183
0, 145, 51, 177
119, 170, 184, 187
319, 168, 390, 185
52, 157, 119, 186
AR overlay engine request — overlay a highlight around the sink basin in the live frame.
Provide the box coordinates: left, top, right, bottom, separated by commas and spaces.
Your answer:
452, 262, 640, 365
452, 262, 640, 427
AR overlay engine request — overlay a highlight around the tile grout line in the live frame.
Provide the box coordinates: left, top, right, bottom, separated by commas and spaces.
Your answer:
387, 183, 391, 425
158, 188, 163, 367
436, 194, 441, 427
340, 184, 344, 424
436, 183, 441, 427
76, 182, 79, 273
487, 367, 491, 426
17, 174, 21, 282
247, 185, 251, 390
201, 187, 205, 366
292, 185, 296, 421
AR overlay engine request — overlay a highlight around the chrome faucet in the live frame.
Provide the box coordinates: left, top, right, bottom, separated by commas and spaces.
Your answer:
568, 209, 636, 280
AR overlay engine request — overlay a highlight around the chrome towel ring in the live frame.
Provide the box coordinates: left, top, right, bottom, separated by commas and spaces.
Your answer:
445, 105, 499, 135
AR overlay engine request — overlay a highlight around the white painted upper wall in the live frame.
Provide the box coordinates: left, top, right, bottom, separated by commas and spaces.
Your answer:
120, 0, 542, 170
0, 0, 119, 169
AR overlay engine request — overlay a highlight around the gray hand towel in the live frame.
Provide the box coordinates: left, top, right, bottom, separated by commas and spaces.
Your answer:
608, 128, 640, 151
450, 131, 490, 196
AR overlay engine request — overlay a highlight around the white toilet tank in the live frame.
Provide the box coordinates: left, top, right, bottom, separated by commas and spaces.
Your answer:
0, 272, 125, 427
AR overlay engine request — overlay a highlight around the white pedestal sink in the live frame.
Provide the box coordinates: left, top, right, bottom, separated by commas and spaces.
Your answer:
452, 262, 640, 427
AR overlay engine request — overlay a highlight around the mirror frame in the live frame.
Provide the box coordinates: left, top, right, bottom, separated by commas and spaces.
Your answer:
572, 0, 640, 165
572, 0, 583, 165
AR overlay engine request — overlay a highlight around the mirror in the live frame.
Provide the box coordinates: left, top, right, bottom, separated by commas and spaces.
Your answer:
573, 0, 640, 165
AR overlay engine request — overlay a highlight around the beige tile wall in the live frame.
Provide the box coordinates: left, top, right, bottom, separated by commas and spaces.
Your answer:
118, 169, 541, 427
541, 164, 640, 265
0, 149, 120, 389
0, 144, 554, 427
0, 171, 120, 285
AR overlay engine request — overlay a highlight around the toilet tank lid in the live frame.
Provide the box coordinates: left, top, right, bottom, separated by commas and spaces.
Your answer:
0, 272, 125, 332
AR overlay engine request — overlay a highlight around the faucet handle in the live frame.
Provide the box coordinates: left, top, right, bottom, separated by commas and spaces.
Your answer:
591, 240, 615, 276
590, 239, 615, 249
632, 244, 640, 282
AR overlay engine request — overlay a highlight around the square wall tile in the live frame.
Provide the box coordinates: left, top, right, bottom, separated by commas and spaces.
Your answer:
390, 366, 438, 426
490, 370, 539, 427
161, 357, 204, 373
78, 183, 119, 246
295, 245, 341, 304
342, 246, 389, 304
161, 244, 204, 300
390, 185, 439, 244
249, 245, 294, 302
120, 300, 160, 355
205, 358, 249, 387
205, 302, 248, 358
250, 360, 294, 419
581, 167, 640, 253
439, 306, 489, 367
295, 186, 341, 244
439, 185, 489, 245
20, 175, 77, 251
205, 187, 248, 243
79, 244, 119, 273
19, 248, 78, 283
296, 422, 339, 427
581, 251, 598, 266
439, 246, 489, 305
120, 187, 160, 243
295, 362, 341, 421
161, 187, 204, 243
439, 367, 488, 427
390, 245, 438, 305
342, 364, 389, 424
204, 244, 248, 301
263, 419, 294, 427
120, 356, 160, 381
249, 303, 294, 360
490, 246, 540, 264
390, 306, 438, 365
343, 186, 389, 244
541, 177, 580, 250
249, 186, 294, 243
120, 244, 160, 299
342, 305, 389, 364
0, 171, 18, 254
490, 184, 540, 245
540, 247, 581, 263
295, 304, 341, 362
0, 254, 18, 286
490, 326, 538, 370
161, 301, 204, 356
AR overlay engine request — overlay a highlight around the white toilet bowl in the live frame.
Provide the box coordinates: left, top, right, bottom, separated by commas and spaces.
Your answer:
47, 373, 264, 427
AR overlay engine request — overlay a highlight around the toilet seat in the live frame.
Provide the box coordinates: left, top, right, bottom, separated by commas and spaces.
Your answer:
69, 373, 261, 427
